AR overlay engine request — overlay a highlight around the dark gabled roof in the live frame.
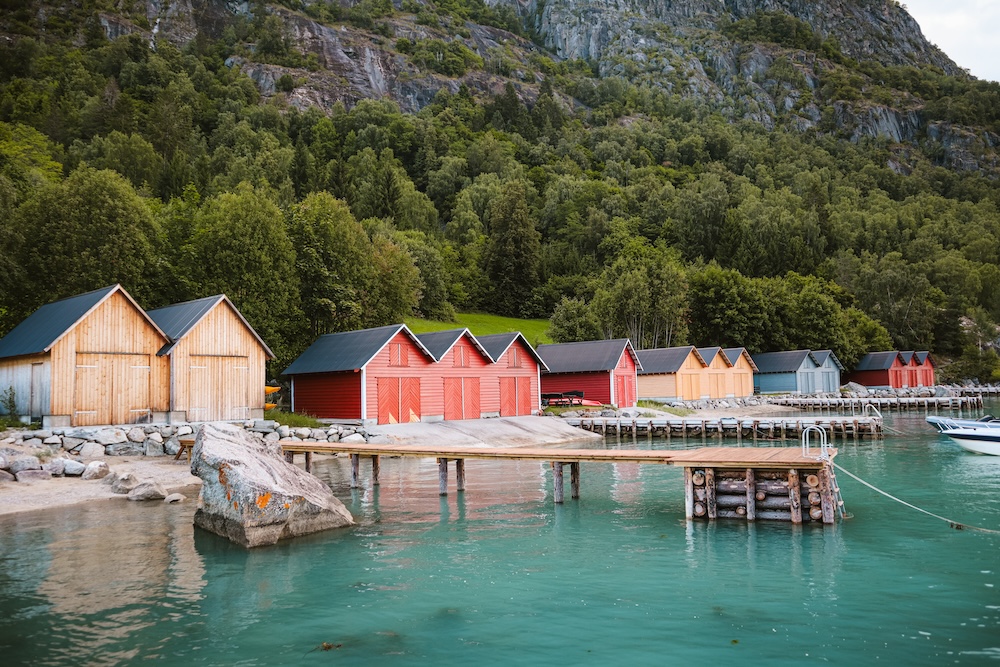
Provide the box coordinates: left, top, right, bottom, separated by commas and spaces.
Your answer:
415, 328, 490, 362
0, 285, 167, 360
915, 351, 932, 365
476, 332, 549, 371
811, 349, 846, 371
752, 350, 816, 374
854, 351, 904, 371
723, 347, 759, 372
635, 346, 705, 375
536, 339, 642, 374
283, 324, 432, 375
697, 346, 732, 368
899, 351, 915, 365
148, 295, 275, 359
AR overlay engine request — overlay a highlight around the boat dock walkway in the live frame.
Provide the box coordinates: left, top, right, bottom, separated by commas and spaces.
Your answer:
772, 395, 982, 412
562, 416, 881, 439
279, 441, 843, 524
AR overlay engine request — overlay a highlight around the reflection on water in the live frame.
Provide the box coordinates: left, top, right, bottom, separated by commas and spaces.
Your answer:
0, 409, 999, 665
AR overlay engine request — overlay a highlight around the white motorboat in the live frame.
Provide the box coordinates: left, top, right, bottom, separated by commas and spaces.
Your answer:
940, 427, 1000, 456
926, 414, 1000, 431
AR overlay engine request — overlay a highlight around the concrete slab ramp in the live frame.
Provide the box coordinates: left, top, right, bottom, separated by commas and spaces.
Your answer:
365, 416, 601, 448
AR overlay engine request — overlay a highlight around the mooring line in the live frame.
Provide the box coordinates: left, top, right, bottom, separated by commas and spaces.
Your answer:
832, 462, 1000, 535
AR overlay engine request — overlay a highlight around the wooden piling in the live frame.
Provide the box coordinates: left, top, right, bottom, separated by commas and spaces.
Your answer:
788, 468, 802, 524
819, 467, 835, 524
371, 455, 380, 485
745, 468, 756, 522
570, 462, 580, 499
706, 468, 717, 519
350, 453, 360, 488
438, 458, 448, 496
553, 462, 564, 503
684, 467, 693, 519
456, 458, 465, 492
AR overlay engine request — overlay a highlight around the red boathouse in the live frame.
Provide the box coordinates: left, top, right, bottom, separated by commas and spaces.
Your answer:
536, 339, 641, 408
477, 332, 548, 417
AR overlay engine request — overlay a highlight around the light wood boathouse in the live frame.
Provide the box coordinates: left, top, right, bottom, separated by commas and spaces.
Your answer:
0, 285, 170, 427
147, 295, 275, 422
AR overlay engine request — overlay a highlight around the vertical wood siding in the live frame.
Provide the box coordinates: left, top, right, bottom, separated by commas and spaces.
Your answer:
363, 331, 436, 422
725, 354, 754, 398
165, 302, 268, 421
292, 372, 362, 419
542, 371, 613, 405
48, 291, 169, 425
0, 355, 51, 417
610, 349, 637, 407
483, 339, 540, 416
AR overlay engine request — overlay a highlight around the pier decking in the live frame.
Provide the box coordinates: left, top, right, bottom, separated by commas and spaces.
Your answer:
772, 395, 982, 411
279, 441, 843, 524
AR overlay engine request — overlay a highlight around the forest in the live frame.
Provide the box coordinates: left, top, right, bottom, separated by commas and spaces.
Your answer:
2, 2, 1000, 381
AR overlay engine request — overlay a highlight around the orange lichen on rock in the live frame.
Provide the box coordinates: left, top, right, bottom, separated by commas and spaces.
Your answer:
256, 493, 272, 509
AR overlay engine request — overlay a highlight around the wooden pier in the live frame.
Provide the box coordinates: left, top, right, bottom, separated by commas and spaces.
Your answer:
279, 441, 843, 524
772, 395, 982, 412
562, 416, 880, 440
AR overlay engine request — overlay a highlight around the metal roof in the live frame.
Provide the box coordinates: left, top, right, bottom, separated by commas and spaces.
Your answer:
536, 339, 641, 374
147, 295, 275, 359
697, 346, 732, 368
476, 332, 549, 371
723, 347, 759, 372
853, 351, 903, 371
899, 351, 915, 365
811, 349, 845, 371
915, 351, 932, 365
414, 328, 491, 363
0, 285, 167, 360
635, 346, 705, 375
283, 324, 432, 375
752, 350, 816, 374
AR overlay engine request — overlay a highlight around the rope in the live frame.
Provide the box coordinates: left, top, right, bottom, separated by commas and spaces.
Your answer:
832, 462, 1000, 535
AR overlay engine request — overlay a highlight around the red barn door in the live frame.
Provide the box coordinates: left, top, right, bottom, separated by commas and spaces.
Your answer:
516, 376, 532, 415
377, 377, 421, 424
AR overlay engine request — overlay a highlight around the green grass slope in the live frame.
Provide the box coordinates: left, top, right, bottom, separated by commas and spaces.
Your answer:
406, 313, 553, 347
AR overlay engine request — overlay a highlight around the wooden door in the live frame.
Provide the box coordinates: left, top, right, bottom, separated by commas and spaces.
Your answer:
463, 377, 480, 419
444, 377, 463, 420
499, 377, 516, 416
516, 376, 532, 415
377, 377, 400, 424
188, 362, 210, 422
121, 359, 151, 423
400, 377, 421, 422
30, 363, 44, 419
74, 354, 102, 426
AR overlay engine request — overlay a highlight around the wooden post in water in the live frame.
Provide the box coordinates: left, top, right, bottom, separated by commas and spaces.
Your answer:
570, 462, 580, 499
350, 453, 360, 488
371, 455, 380, 486
456, 459, 466, 492
745, 468, 756, 522
304, 451, 312, 474
684, 467, 693, 519
819, 468, 835, 524
705, 467, 717, 519
788, 468, 802, 524
438, 458, 448, 496
552, 462, 564, 503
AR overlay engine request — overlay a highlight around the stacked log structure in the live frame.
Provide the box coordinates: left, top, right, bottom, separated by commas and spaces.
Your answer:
685, 465, 840, 523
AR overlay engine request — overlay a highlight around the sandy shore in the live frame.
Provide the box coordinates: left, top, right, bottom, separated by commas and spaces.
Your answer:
0, 406, 800, 517
0, 457, 202, 517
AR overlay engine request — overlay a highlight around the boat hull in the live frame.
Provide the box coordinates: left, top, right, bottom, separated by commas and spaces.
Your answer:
942, 428, 1000, 456
926, 415, 1000, 431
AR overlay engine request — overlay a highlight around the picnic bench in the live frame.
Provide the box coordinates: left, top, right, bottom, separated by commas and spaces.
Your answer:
541, 391, 585, 407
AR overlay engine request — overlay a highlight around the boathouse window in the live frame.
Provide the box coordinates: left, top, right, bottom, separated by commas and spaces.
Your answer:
389, 343, 408, 367
508, 348, 521, 368
454, 346, 468, 367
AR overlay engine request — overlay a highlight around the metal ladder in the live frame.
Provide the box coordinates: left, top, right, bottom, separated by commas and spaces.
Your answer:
801, 426, 848, 520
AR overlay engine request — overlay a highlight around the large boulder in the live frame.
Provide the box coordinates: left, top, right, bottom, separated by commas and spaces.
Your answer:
190, 422, 354, 548
128, 480, 167, 501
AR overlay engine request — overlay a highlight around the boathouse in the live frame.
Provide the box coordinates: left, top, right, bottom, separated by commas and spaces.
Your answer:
697, 347, 733, 399
415, 329, 494, 420
147, 295, 275, 422
284, 324, 436, 424
537, 339, 641, 407
636, 346, 707, 401
849, 351, 933, 389
0, 285, 170, 427
476, 332, 547, 417
722, 348, 757, 398
753, 350, 841, 395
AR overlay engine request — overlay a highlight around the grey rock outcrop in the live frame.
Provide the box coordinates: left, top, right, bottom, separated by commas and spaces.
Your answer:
15, 469, 52, 482
0, 470, 15, 482
164, 493, 186, 503
111, 473, 140, 494
128, 480, 168, 501
63, 459, 87, 476
8, 456, 41, 475
82, 461, 111, 480
190, 423, 354, 548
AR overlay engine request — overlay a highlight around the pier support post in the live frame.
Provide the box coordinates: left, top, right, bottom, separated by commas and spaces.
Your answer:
819, 468, 835, 524
745, 468, 756, 522
705, 468, 717, 519
456, 459, 466, 492
552, 462, 564, 503
350, 454, 360, 489
305, 451, 313, 474
371, 455, 380, 486
788, 469, 802, 524
570, 462, 580, 499
284, 451, 294, 464
684, 468, 693, 520
438, 458, 448, 496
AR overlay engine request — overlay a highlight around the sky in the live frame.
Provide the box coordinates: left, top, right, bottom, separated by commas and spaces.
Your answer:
901, 0, 1000, 82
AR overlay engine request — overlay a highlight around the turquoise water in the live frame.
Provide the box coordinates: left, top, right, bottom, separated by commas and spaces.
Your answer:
2, 409, 1000, 666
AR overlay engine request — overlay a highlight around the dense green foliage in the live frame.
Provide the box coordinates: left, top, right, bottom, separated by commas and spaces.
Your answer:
2, 2, 1000, 379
